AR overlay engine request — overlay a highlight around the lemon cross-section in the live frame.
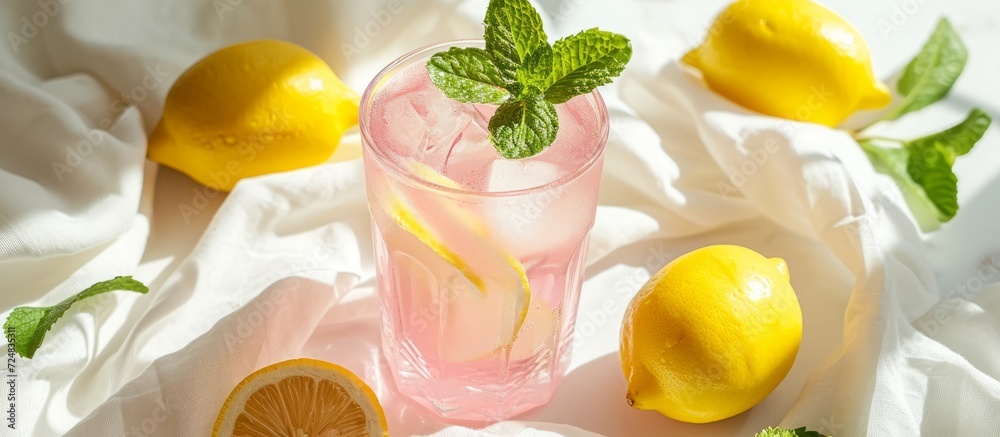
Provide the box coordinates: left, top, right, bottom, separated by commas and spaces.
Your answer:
213, 358, 388, 437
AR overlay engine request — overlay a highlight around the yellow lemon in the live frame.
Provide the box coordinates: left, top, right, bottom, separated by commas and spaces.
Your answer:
149, 40, 359, 191
620, 245, 802, 423
213, 358, 388, 436
683, 0, 891, 126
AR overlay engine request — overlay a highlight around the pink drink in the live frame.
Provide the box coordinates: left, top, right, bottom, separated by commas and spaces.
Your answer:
360, 41, 609, 422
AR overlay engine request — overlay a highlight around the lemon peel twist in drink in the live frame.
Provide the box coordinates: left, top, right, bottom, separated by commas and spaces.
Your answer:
387, 163, 535, 363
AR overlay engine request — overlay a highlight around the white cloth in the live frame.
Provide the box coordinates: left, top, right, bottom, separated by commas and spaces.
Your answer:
2, 0, 1000, 436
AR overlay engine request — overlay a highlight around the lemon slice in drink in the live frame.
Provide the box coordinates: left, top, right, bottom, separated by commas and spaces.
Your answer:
406, 161, 464, 189
389, 162, 531, 362
213, 358, 388, 436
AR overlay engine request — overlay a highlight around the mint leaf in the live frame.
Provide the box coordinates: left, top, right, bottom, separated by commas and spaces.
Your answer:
755, 427, 794, 437
3, 276, 148, 359
543, 28, 632, 104
517, 44, 553, 90
861, 139, 958, 225
860, 140, 941, 230
427, 47, 510, 104
755, 426, 829, 437
907, 141, 959, 220
791, 427, 830, 437
907, 108, 991, 156
901, 108, 991, 222
885, 18, 967, 120
489, 95, 558, 159
860, 109, 990, 227
484, 0, 548, 82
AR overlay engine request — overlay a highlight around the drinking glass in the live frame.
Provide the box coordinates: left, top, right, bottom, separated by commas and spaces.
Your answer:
359, 40, 609, 422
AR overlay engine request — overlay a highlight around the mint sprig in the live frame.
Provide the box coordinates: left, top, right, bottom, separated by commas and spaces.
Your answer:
755, 426, 829, 437
3, 276, 148, 359
427, 0, 632, 159
855, 18, 990, 230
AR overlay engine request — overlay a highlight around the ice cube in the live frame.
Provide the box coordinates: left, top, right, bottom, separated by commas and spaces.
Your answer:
487, 160, 562, 192
374, 67, 489, 170
377, 88, 430, 161
438, 104, 497, 189
482, 159, 595, 260
424, 102, 476, 156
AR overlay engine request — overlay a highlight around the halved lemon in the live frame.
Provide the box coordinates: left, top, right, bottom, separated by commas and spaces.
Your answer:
213, 358, 388, 437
